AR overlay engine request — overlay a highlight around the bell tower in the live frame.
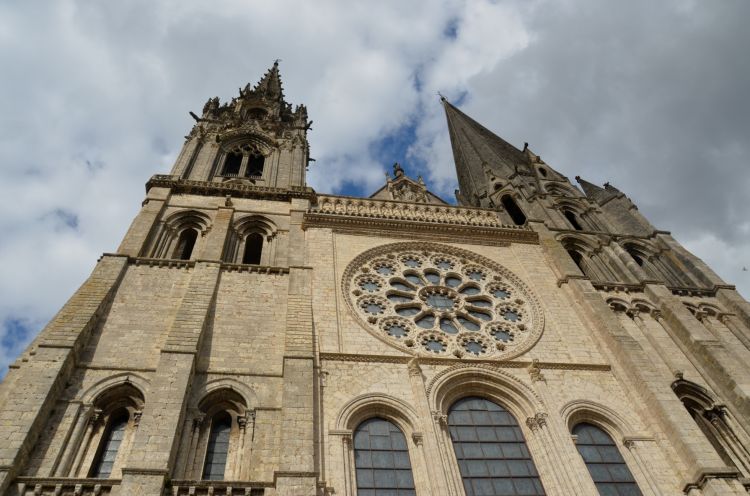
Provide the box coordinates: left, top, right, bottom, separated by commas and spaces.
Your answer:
172, 61, 311, 189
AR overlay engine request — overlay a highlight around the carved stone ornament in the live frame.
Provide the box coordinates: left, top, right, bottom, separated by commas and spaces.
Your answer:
343, 242, 544, 359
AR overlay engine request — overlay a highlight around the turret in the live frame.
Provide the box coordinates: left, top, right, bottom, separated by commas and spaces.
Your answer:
170, 61, 311, 189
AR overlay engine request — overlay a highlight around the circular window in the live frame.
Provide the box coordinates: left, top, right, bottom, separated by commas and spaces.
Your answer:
343, 242, 544, 359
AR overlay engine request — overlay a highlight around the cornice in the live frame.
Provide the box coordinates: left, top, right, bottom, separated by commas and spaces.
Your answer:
319, 352, 611, 371
146, 174, 316, 202
303, 195, 538, 245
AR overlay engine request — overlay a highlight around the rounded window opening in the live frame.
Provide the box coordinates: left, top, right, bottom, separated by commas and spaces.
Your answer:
202, 412, 232, 481
539, 167, 548, 177
174, 229, 198, 260
242, 232, 263, 265
501, 195, 526, 226
563, 210, 583, 231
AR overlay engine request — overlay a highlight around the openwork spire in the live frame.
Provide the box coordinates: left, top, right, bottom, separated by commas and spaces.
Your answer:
246, 60, 285, 103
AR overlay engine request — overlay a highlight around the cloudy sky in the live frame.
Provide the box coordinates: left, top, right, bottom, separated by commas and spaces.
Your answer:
1, 0, 748, 375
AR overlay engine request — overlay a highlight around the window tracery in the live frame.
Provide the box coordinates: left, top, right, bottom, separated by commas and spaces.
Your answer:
573, 423, 643, 496
448, 397, 545, 496
219, 142, 266, 179
353, 418, 416, 495
343, 243, 544, 359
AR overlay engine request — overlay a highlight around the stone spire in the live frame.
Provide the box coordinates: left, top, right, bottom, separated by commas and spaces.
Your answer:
442, 98, 529, 206
575, 176, 619, 205
248, 60, 284, 102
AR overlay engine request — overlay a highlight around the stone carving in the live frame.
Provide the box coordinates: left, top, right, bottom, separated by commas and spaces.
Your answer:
313, 195, 508, 228
342, 242, 544, 360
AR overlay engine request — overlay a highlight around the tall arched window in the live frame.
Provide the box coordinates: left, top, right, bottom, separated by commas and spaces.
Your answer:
563, 210, 583, 231
203, 412, 232, 480
567, 249, 587, 274
672, 379, 750, 477
448, 397, 545, 496
91, 410, 129, 478
242, 232, 263, 265
222, 152, 243, 176
174, 229, 198, 260
246, 151, 265, 178
501, 195, 527, 226
573, 423, 642, 496
353, 417, 415, 495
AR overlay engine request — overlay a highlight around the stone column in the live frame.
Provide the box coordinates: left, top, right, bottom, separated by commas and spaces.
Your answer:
430, 411, 463, 496
118, 187, 171, 257
404, 359, 446, 495
526, 362, 587, 494
622, 438, 662, 496
524, 413, 568, 494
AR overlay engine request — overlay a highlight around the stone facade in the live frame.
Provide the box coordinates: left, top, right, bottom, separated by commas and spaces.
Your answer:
0, 63, 749, 496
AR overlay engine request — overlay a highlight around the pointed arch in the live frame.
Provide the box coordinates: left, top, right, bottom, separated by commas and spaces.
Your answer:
557, 234, 617, 282
180, 387, 251, 481
620, 239, 692, 287
215, 134, 273, 180
545, 182, 582, 198
224, 215, 279, 265
66, 382, 145, 479
672, 379, 750, 477
149, 209, 211, 260
501, 194, 527, 225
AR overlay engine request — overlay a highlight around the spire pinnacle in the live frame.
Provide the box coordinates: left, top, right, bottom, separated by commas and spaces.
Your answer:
442, 100, 529, 207
575, 176, 616, 204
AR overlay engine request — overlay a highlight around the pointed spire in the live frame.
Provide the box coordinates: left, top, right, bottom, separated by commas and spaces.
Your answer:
575, 176, 616, 204
242, 60, 285, 103
442, 99, 529, 206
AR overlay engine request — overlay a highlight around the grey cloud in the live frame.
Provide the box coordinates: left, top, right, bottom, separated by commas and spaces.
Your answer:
0, 0, 748, 375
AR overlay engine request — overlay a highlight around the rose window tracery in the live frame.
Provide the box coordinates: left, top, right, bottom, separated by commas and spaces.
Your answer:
344, 243, 544, 359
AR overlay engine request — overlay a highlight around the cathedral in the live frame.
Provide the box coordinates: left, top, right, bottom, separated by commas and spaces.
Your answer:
1, 62, 749, 496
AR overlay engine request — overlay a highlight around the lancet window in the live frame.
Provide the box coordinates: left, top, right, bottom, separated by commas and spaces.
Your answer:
180, 389, 251, 481
224, 216, 277, 266
219, 142, 266, 179
501, 195, 527, 226
672, 379, 750, 478
60, 384, 144, 479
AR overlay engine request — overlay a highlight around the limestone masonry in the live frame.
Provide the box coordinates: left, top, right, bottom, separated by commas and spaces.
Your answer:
1, 63, 749, 496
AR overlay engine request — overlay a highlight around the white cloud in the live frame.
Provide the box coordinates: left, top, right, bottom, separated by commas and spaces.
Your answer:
0, 0, 748, 374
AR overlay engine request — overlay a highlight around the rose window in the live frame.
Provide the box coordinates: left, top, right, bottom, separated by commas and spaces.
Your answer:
344, 242, 544, 359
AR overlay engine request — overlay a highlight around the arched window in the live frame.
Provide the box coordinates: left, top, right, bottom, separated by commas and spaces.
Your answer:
246, 151, 265, 178
203, 412, 232, 480
625, 247, 645, 267
573, 423, 642, 496
567, 249, 587, 274
501, 195, 527, 226
91, 411, 129, 478
174, 229, 198, 260
448, 397, 545, 496
222, 152, 243, 176
673, 379, 750, 477
563, 210, 583, 231
242, 233, 263, 265
353, 417, 415, 495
